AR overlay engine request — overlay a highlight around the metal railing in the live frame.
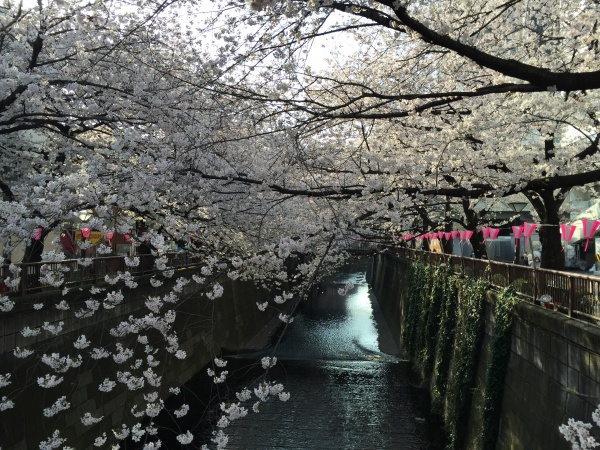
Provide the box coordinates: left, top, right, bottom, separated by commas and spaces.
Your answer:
394, 248, 600, 321
0, 253, 198, 297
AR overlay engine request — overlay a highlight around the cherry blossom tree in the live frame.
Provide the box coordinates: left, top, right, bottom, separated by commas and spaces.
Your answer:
1, 0, 600, 447
202, 0, 600, 268
0, 1, 336, 447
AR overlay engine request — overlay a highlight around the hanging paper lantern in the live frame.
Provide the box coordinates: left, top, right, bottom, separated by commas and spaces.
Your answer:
523, 222, 537, 238
481, 226, 491, 241
512, 225, 524, 250
481, 226, 492, 242
581, 219, 600, 252
124, 234, 131, 242
488, 228, 500, 239
559, 224, 577, 243
105, 231, 115, 245
81, 227, 91, 239
32, 227, 42, 240
512, 225, 524, 239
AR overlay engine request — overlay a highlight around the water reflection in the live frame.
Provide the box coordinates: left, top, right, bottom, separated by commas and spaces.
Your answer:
275, 281, 381, 361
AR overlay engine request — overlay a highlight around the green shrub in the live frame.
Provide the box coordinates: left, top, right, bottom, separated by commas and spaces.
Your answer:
491, 273, 507, 287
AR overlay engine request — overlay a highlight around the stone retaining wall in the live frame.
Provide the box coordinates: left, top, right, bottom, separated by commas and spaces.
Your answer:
0, 270, 284, 449
370, 253, 600, 450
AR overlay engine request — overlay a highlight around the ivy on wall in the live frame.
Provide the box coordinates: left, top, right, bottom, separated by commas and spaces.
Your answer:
401, 261, 429, 356
398, 259, 489, 450
431, 267, 459, 413
479, 286, 520, 450
444, 275, 488, 450
415, 265, 443, 378
395, 257, 521, 450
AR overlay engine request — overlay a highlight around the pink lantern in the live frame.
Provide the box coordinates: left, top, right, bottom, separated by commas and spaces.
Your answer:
581, 219, 600, 251
124, 234, 131, 242
523, 222, 537, 238
512, 225, 524, 250
488, 228, 500, 239
559, 224, 577, 243
81, 227, 91, 239
32, 227, 42, 240
105, 231, 115, 245
512, 225, 524, 239
481, 226, 491, 242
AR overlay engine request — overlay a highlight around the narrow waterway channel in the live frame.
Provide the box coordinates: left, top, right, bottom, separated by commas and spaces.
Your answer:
132, 263, 446, 449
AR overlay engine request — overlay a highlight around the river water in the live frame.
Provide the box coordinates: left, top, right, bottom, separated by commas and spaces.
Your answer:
130, 266, 445, 449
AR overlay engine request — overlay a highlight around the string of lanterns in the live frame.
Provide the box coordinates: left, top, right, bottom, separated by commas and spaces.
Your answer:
398, 219, 600, 252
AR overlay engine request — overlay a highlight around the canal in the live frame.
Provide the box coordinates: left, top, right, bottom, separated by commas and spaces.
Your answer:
131, 264, 446, 449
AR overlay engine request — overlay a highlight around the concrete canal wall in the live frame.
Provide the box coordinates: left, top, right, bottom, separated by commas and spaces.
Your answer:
1, 270, 284, 449
370, 253, 600, 450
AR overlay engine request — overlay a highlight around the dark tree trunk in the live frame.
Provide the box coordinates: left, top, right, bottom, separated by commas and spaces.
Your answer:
22, 238, 45, 263
539, 223, 564, 270
443, 198, 454, 254
22, 228, 54, 263
462, 198, 486, 258
526, 189, 566, 271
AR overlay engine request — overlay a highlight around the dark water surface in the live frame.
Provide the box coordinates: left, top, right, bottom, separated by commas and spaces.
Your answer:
131, 268, 446, 449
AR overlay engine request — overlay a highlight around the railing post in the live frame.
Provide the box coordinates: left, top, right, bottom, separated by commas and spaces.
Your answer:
568, 278, 574, 317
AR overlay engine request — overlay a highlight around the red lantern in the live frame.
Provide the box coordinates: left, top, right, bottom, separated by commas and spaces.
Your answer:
81, 227, 91, 239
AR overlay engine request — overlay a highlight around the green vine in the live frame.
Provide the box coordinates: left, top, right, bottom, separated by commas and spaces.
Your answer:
400, 260, 489, 450
479, 286, 520, 450
430, 267, 458, 413
444, 276, 488, 450
414, 264, 440, 376
402, 261, 427, 356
